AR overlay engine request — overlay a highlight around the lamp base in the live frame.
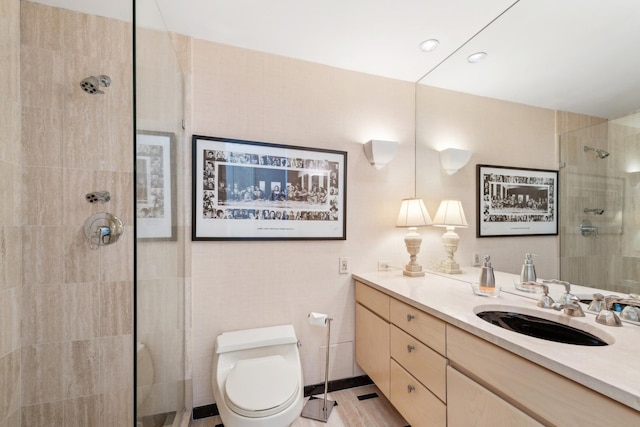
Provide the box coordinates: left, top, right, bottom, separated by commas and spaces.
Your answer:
403, 269, 425, 277
439, 258, 461, 274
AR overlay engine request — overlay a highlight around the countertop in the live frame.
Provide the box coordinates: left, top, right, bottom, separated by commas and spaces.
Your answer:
352, 268, 640, 412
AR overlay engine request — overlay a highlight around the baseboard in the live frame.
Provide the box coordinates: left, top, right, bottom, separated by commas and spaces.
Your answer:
193, 375, 373, 420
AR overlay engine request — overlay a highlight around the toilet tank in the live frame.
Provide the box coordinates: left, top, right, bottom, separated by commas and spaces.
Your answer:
216, 324, 298, 354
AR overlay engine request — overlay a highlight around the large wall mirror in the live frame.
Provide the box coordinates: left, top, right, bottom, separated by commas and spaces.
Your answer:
415, 0, 640, 295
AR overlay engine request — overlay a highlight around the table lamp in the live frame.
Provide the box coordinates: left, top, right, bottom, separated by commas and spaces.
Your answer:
432, 200, 468, 274
396, 198, 432, 277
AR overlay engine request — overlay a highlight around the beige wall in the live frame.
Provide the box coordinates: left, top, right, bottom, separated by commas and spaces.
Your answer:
189, 39, 417, 406
0, 0, 22, 425
18, 2, 133, 425
415, 85, 559, 279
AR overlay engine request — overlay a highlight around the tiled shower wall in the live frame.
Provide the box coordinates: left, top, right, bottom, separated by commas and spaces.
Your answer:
18, 2, 133, 425
0, 0, 22, 426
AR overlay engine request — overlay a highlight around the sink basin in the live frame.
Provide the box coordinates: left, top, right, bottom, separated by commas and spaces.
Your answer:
476, 309, 610, 346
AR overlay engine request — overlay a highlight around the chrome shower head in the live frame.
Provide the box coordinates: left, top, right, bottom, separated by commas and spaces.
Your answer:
583, 146, 610, 159
80, 75, 111, 95
584, 208, 605, 215
85, 191, 111, 204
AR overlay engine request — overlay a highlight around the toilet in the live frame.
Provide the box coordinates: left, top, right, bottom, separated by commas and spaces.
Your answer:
212, 324, 304, 427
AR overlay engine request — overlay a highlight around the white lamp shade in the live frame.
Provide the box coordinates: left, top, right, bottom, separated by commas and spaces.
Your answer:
396, 198, 433, 227
433, 200, 468, 228
363, 140, 398, 169
439, 148, 472, 175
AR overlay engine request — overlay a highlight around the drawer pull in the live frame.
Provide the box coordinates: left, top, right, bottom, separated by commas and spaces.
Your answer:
407, 344, 415, 353
407, 384, 415, 393
407, 314, 415, 321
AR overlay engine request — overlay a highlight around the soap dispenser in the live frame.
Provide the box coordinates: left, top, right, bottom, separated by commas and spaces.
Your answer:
479, 255, 496, 291
520, 253, 537, 283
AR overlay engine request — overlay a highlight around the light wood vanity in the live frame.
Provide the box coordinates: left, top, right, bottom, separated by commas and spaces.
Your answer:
354, 272, 640, 427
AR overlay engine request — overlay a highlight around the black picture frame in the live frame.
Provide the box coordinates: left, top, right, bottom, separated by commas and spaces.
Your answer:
192, 135, 347, 241
477, 164, 558, 237
136, 131, 177, 241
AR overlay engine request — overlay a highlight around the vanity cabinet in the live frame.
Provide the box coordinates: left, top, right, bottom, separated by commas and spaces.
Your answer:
355, 281, 390, 397
355, 281, 446, 427
354, 278, 640, 427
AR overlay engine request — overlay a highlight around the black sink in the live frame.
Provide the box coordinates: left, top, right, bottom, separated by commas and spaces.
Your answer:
476, 311, 608, 346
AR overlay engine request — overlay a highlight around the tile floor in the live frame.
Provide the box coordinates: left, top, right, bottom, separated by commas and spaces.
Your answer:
190, 385, 409, 427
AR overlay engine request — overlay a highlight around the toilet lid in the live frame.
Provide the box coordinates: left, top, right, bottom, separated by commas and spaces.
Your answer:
225, 355, 298, 418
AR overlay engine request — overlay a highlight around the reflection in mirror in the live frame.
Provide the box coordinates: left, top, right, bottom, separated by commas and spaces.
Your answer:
415, 1, 640, 293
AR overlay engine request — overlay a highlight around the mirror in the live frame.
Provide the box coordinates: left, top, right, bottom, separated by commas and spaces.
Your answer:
415, 0, 640, 294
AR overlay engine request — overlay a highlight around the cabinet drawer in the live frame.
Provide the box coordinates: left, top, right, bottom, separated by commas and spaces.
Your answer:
355, 281, 389, 321
448, 326, 640, 426
390, 325, 446, 402
389, 298, 445, 355
390, 359, 446, 427
447, 366, 544, 427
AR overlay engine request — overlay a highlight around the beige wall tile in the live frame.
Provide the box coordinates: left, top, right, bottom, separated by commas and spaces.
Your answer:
0, 288, 20, 355
21, 284, 63, 345
100, 281, 133, 337
62, 225, 100, 284
63, 283, 100, 341
21, 343, 64, 405
21, 401, 63, 427
20, 2, 63, 51
0, 162, 21, 226
0, 350, 20, 421
21, 105, 63, 168
63, 340, 101, 399
22, 166, 63, 226
63, 395, 103, 427
22, 226, 64, 285
0, 226, 22, 290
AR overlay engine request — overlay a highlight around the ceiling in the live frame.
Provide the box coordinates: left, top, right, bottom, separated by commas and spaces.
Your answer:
32, 0, 640, 119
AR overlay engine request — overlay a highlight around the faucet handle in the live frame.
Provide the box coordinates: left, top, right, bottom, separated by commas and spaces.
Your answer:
523, 282, 555, 309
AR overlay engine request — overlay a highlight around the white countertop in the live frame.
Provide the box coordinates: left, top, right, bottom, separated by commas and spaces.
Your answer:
352, 268, 640, 412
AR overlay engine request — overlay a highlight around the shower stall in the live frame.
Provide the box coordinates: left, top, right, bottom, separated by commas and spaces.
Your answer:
559, 111, 640, 295
135, 1, 188, 426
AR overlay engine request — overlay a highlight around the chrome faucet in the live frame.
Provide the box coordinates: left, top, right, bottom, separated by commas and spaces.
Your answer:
552, 295, 585, 317
595, 296, 640, 326
543, 279, 576, 305
521, 282, 554, 309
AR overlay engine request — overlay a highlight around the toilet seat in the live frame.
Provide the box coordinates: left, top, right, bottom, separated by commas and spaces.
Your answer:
224, 355, 299, 418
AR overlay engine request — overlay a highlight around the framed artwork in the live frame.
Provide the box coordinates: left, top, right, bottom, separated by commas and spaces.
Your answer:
477, 164, 558, 237
192, 135, 347, 241
136, 131, 176, 240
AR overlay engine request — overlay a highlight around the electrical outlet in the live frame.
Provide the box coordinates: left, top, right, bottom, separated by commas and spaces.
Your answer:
378, 261, 391, 271
339, 257, 350, 274
472, 252, 481, 267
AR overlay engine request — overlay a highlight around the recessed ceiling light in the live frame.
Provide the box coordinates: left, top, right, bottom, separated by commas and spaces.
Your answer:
467, 52, 487, 63
419, 39, 439, 52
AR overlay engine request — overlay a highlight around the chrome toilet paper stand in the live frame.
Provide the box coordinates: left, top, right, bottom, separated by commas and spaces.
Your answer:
301, 316, 336, 422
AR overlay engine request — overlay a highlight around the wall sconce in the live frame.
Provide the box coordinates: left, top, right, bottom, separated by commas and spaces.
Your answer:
433, 200, 468, 274
396, 198, 432, 277
363, 140, 398, 169
439, 148, 472, 175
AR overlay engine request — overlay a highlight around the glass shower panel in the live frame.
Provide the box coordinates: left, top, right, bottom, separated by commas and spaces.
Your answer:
135, 1, 187, 426
559, 112, 640, 295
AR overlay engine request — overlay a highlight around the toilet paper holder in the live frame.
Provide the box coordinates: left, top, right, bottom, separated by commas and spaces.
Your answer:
302, 312, 336, 422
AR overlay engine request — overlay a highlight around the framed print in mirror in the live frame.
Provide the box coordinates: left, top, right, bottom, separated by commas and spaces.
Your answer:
136, 131, 176, 240
192, 135, 347, 241
477, 164, 558, 237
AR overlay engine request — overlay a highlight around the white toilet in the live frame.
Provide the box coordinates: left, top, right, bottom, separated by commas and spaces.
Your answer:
212, 324, 304, 427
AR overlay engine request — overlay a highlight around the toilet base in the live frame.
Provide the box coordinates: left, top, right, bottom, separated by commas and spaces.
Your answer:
301, 397, 336, 423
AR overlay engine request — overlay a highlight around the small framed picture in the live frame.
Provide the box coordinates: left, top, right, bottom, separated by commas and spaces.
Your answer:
477, 164, 558, 237
136, 131, 176, 240
192, 135, 347, 241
